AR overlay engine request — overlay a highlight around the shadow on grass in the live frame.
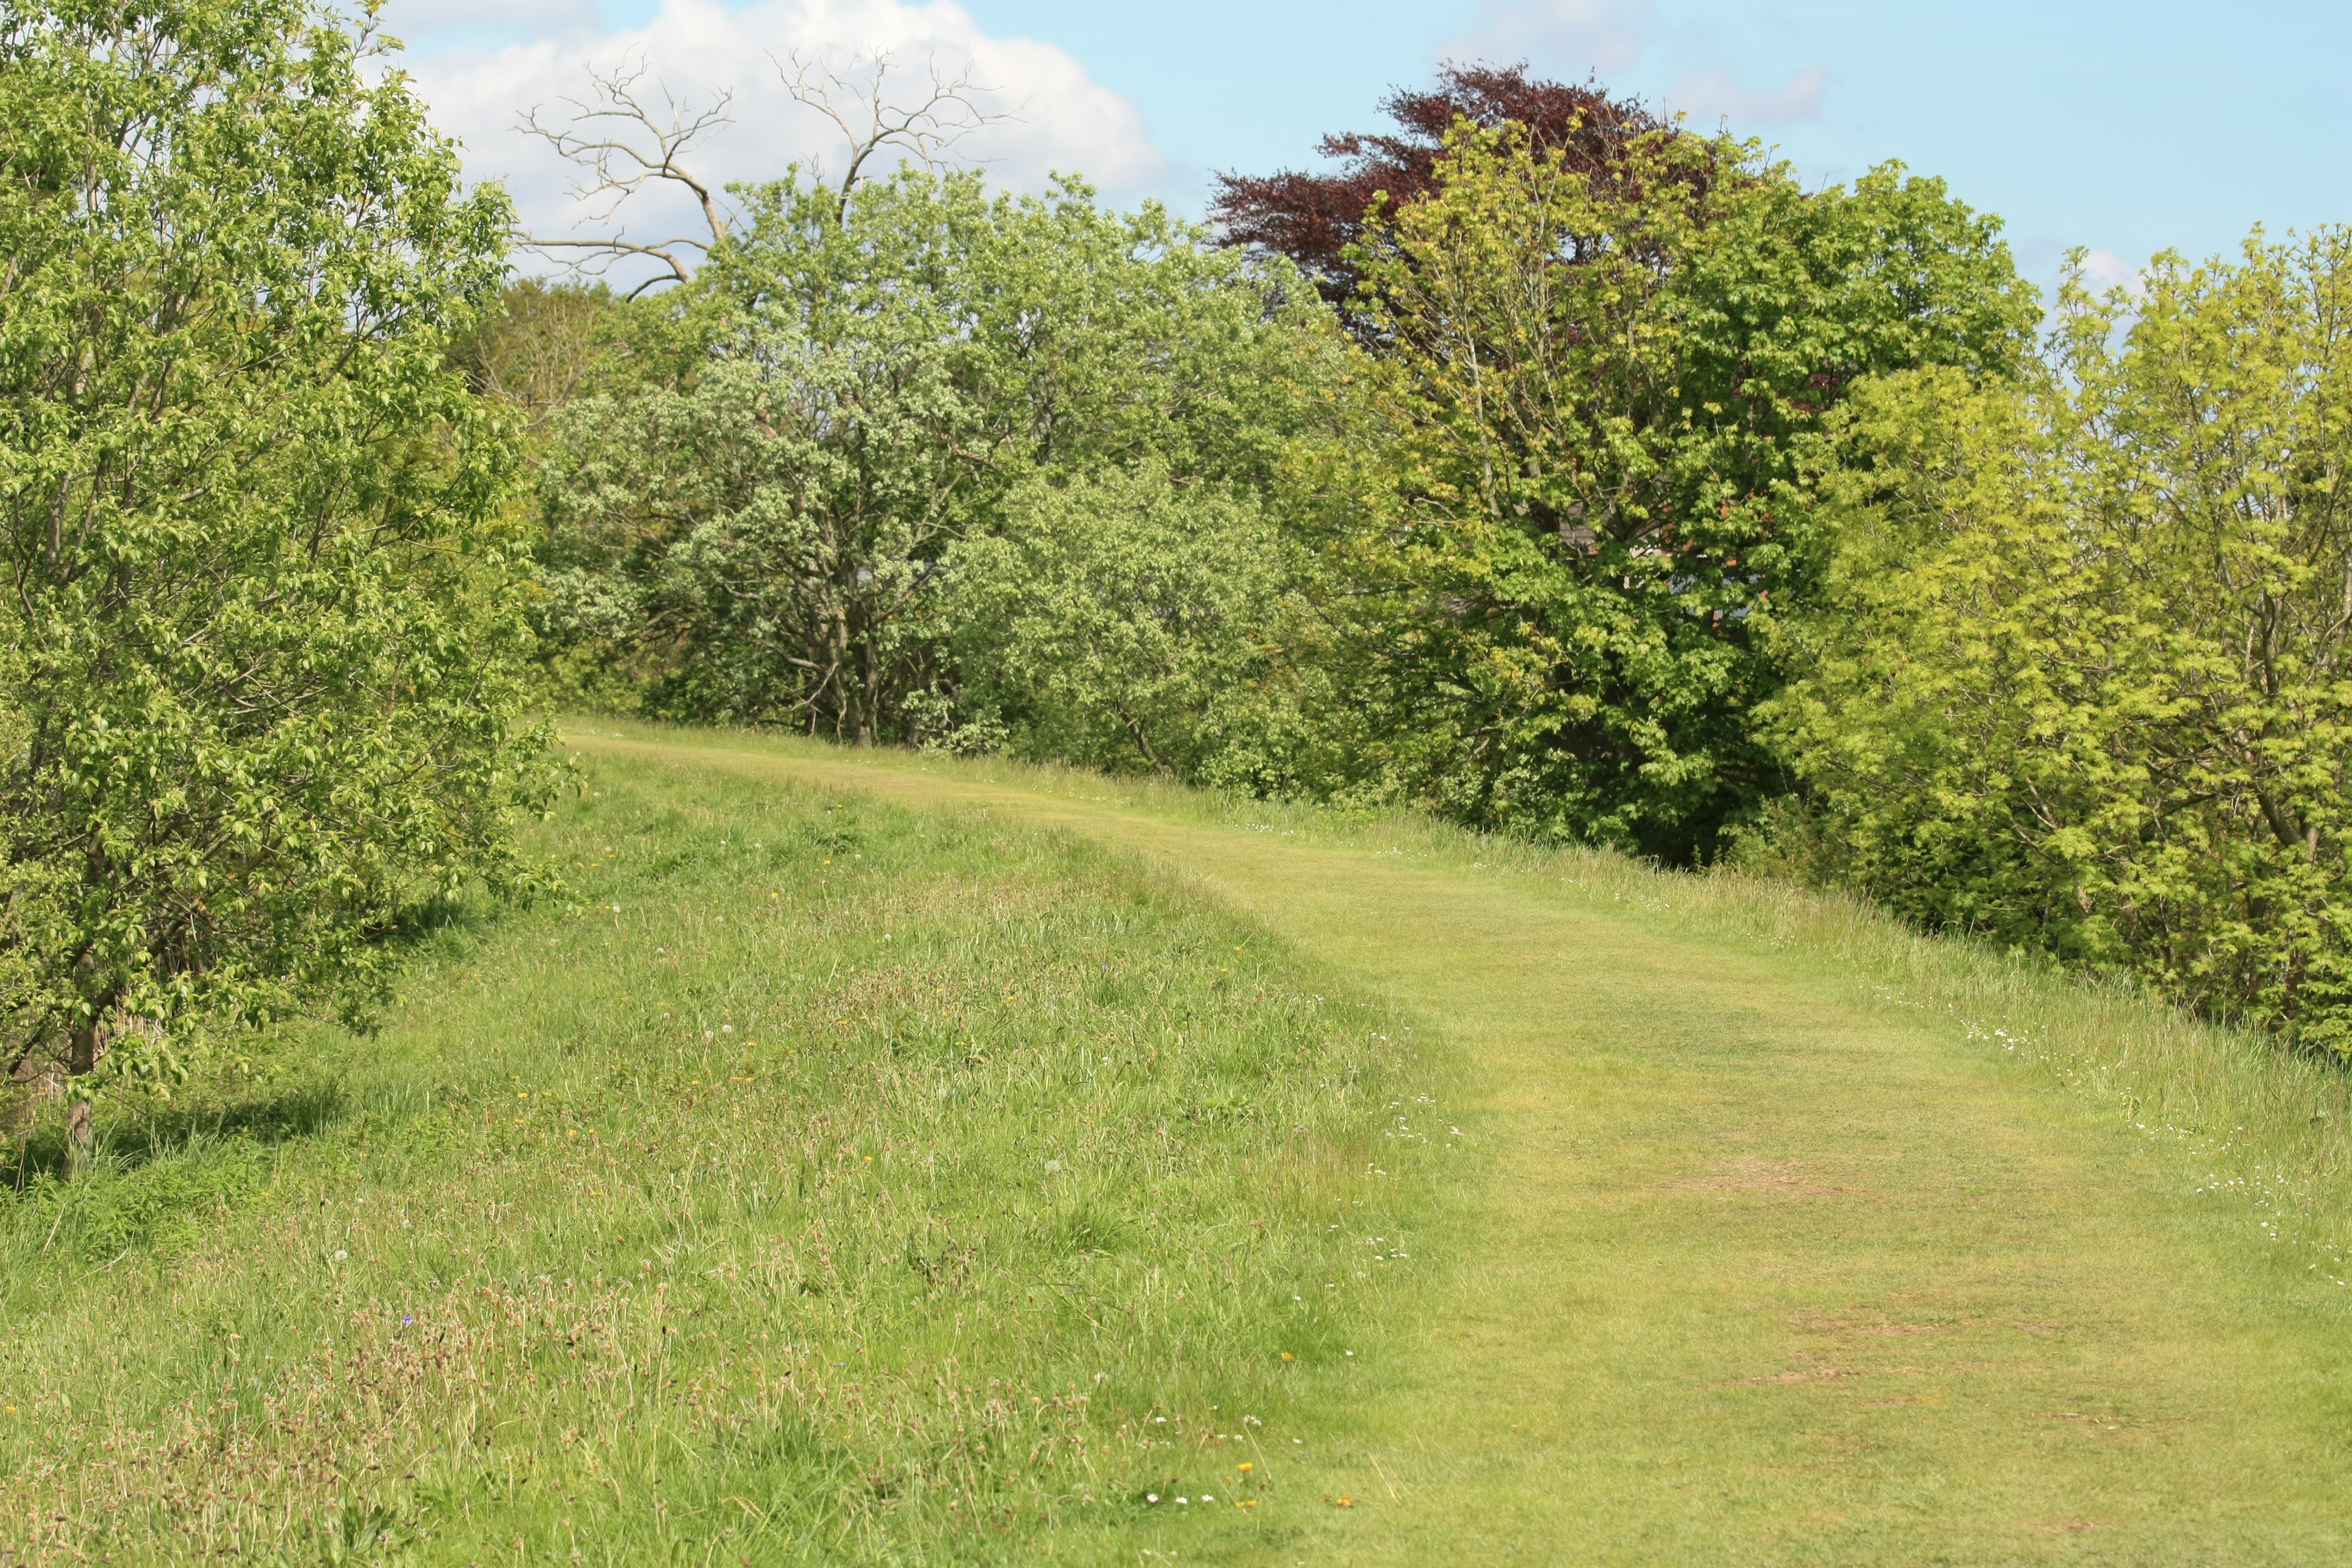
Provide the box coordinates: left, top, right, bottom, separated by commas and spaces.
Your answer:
7, 1075, 348, 1190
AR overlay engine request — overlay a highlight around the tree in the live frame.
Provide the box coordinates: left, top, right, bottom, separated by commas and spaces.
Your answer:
0, 0, 558, 1121
946, 466, 1306, 781
1210, 62, 1675, 320
535, 167, 1337, 741
517, 49, 1012, 294
1774, 233, 2352, 1052
1293, 122, 2035, 861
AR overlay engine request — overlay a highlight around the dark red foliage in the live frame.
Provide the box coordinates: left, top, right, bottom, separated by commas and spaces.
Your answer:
1211, 63, 1673, 310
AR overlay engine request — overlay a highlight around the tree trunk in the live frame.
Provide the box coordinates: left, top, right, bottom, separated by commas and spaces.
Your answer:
66, 1011, 100, 1167
66, 1095, 92, 1166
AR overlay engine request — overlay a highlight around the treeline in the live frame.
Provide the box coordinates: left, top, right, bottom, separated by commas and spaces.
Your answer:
504, 63, 2352, 1053
4, 1, 2349, 1137
508, 68, 2035, 866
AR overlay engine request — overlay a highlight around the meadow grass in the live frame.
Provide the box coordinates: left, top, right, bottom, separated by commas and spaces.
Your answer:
9, 722, 2352, 1563
567, 723, 2352, 1564
596, 718, 2352, 1286
0, 750, 1446, 1564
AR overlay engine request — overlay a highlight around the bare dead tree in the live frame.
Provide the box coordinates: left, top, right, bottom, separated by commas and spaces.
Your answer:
776, 47, 1020, 221
518, 49, 1021, 293
516, 61, 737, 296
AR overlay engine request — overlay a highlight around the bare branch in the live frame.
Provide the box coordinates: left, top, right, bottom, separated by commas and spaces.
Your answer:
516, 59, 736, 289
775, 47, 1021, 220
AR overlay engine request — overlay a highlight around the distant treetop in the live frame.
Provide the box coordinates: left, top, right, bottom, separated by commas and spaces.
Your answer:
1208, 62, 1674, 309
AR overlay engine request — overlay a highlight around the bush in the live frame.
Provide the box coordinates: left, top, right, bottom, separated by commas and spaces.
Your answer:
1774, 232, 2352, 1052
0, 0, 558, 1084
533, 170, 1340, 741
946, 465, 1318, 785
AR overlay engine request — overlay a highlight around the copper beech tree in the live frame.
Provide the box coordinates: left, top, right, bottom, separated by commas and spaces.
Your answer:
1210, 63, 1683, 321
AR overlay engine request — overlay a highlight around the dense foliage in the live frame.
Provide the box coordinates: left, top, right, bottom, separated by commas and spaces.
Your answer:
1210, 62, 1670, 322
0, 0, 554, 1097
533, 170, 1335, 742
1293, 124, 2035, 861
8, 15, 2325, 1072
948, 464, 1310, 785
1776, 234, 2352, 1051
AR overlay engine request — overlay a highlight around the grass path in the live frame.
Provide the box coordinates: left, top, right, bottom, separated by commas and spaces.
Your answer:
574, 727, 2352, 1565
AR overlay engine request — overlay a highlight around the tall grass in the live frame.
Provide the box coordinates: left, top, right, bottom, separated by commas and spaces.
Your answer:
0, 753, 1444, 1563
596, 721, 2352, 1287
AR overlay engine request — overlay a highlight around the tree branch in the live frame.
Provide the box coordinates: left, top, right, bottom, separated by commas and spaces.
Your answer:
775, 47, 1021, 221
516, 59, 736, 289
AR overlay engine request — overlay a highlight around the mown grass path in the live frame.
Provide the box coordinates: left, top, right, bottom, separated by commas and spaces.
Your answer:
573, 729, 2352, 1566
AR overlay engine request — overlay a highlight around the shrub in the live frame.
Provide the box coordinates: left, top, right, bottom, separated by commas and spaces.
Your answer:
0, 0, 558, 1086
533, 169, 1339, 741
946, 465, 1318, 785
1775, 232, 2352, 1052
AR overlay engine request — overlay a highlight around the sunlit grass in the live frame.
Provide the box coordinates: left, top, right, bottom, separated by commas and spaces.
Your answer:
563, 721, 2352, 1565
595, 716, 2352, 1281
10, 720, 2352, 1564
0, 753, 1443, 1564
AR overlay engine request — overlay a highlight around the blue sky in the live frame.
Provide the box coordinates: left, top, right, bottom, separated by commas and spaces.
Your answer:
389, 0, 2352, 295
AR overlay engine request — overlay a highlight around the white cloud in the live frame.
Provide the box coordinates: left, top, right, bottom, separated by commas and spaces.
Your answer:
1441, 2, 1831, 133
2075, 247, 2143, 297
395, 0, 1164, 281
383, 0, 602, 45
1667, 64, 1827, 129
1444, 0, 1653, 75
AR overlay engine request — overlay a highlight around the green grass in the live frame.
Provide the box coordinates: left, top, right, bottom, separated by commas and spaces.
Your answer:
0, 752, 1441, 1563
8, 722, 2352, 1564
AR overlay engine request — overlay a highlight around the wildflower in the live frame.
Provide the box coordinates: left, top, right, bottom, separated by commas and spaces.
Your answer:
1280, 1352, 1293, 1362
1146, 1494, 1158, 1504
1176, 1497, 1189, 1506
1237, 1463, 1252, 1472
1200, 1494, 1213, 1502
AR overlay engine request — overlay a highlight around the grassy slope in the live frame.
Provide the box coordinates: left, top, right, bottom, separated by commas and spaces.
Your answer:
567, 726, 2352, 1566
0, 750, 1440, 1564
7, 723, 2352, 1564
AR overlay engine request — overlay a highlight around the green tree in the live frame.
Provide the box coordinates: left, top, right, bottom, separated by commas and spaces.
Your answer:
946, 465, 1311, 783
1774, 233, 2352, 1052
0, 658, 65, 1067
536, 167, 1336, 739
1298, 122, 2035, 861
0, 0, 557, 1106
